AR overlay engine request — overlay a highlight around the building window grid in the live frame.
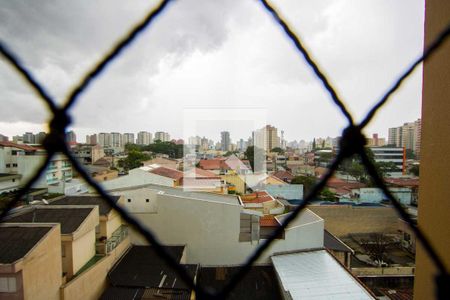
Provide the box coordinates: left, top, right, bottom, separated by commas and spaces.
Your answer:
0, 0, 448, 298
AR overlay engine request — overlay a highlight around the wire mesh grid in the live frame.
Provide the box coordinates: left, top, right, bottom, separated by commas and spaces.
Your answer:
1, 0, 449, 299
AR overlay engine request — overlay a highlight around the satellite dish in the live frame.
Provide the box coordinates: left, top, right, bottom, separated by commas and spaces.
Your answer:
42, 199, 49, 205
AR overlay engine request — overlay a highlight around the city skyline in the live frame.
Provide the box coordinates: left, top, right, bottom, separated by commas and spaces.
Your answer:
0, 0, 424, 142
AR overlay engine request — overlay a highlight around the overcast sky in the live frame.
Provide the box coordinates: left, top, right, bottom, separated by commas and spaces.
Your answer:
0, 0, 425, 142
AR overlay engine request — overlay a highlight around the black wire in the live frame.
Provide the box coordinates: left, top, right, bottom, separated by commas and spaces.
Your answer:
0, 43, 59, 114
218, 152, 345, 298
0, 1, 449, 299
360, 23, 450, 129
260, 0, 354, 125
359, 149, 448, 274
63, 0, 173, 111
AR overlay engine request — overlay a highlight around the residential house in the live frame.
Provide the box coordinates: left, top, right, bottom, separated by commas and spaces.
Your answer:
3, 206, 99, 280
0, 223, 62, 300
110, 184, 324, 265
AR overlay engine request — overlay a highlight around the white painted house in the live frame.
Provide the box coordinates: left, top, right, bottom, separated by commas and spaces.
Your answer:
110, 184, 324, 265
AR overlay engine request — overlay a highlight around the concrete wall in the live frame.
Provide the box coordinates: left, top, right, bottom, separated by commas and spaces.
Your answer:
356, 187, 411, 205
308, 205, 399, 237
101, 169, 173, 191
71, 229, 96, 276
0, 178, 20, 194
105, 212, 122, 239
352, 267, 415, 277
61, 237, 130, 300
122, 188, 323, 265
414, 1, 450, 298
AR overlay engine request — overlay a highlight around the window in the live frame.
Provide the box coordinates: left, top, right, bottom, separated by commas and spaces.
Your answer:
5, 163, 10, 168
12, 163, 17, 167
12, 179, 15, 182
127, 199, 131, 202
0, 277, 17, 293
146, 199, 149, 203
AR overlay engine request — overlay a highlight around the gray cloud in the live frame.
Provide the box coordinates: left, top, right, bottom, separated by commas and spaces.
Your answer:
1, 0, 425, 141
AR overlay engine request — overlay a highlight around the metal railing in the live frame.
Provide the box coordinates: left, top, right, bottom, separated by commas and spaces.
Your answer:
1, 0, 449, 299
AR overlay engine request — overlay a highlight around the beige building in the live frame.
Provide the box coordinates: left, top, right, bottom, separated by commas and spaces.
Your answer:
414, 1, 450, 298
0, 223, 62, 300
4, 206, 99, 280
254, 125, 280, 152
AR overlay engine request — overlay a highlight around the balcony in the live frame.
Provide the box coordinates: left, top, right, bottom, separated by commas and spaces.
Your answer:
96, 225, 128, 255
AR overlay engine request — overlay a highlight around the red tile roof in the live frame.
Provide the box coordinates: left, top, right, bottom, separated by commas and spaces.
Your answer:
198, 159, 229, 170
189, 168, 221, 178
0, 141, 38, 152
260, 215, 280, 227
272, 170, 294, 182
385, 178, 419, 187
240, 191, 274, 204
150, 167, 183, 180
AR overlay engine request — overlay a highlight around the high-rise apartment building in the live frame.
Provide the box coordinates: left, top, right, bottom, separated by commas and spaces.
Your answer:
34, 132, 46, 144
137, 131, 152, 145
256, 125, 280, 151
23, 132, 35, 144
221, 131, 231, 151
65, 130, 77, 144
388, 119, 421, 157
98, 133, 112, 148
123, 133, 135, 145
154, 131, 170, 142
86, 134, 97, 145
111, 132, 122, 148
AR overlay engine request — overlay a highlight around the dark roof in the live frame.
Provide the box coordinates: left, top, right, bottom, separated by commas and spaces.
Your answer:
0, 226, 51, 263
324, 230, 353, 253
100, 287, 193, 300
198, 266, 282, 300
3, 207, 93, 234
100, 287, 144, 300
49, 195, 120, 215
108, 246, 192, 288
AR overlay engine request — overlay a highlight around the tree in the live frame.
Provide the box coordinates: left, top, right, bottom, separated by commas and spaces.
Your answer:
316, 152, 334, 167
271, 147, 284, 154
360, 233, 397, 267
291, 175, 317, 195
347, 161, 367, 183
118, 150, 151, 170
376, 161, 399, 178
312, 138, 316, 150
319, 187, 338, 202
145, 141, 183, 158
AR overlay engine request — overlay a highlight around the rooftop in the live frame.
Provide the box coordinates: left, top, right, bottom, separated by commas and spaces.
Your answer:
265, 184, 303, 200
260, 215, 280, 227
324, 230, 354, 253
271, 249, 375, 299
198, 266, 281, 300
108, 245, 189, 287
49, 195, 121, 216
3, 206, 94, 234
240, 191, 275, 204
272, 170, 294, 182
0, 225, 52, 264
149, 166, 184, 180
102, 245, 197, 300
110, 183, 241, 206
0, 141, 38, 152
